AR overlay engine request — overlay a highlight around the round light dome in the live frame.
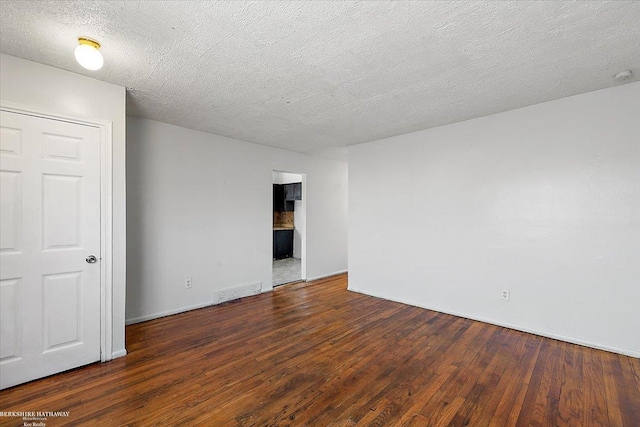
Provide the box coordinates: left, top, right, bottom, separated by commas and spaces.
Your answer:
74, 37, 103, 71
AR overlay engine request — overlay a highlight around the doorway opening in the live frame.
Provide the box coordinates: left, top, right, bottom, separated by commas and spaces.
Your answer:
272, 171, 306, 287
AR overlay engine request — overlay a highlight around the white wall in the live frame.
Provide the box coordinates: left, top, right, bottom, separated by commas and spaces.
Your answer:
126, 117, 347, 323
349, 82, 640, 357
0, 54, 127, 358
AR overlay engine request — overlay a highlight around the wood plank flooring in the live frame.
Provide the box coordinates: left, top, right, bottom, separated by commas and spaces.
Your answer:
1, 273, 639, 426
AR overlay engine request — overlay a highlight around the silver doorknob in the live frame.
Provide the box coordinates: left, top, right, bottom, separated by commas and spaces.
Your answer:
86, 255, 97, 264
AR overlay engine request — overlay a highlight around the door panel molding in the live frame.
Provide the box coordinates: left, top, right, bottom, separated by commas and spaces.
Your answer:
1, 101, 115, 364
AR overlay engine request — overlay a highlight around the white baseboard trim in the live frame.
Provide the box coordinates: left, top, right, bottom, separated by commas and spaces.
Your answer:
125, 282, 264, 326
348, 286, 640, 359
111, 349, 127, 359
306, 270, 348, 282
125, 301, 212, 325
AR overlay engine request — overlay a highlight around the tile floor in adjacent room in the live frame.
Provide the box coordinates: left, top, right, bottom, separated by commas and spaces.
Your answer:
273, 257, 302, 287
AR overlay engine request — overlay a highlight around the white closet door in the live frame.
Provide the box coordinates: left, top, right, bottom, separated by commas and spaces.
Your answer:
1, 110, 101, 389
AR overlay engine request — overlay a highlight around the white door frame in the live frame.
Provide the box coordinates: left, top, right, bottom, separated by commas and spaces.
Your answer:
1, 101, 115, 362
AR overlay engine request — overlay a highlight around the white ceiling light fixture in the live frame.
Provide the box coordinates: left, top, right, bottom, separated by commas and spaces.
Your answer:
74, 37, 103, 70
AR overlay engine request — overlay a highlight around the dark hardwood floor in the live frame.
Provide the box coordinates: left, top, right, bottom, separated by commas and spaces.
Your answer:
1, 273, 639, 426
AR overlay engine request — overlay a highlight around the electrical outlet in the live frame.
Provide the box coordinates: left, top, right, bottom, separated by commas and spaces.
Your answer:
501, 289, 510, 301
185, 278, 192, 289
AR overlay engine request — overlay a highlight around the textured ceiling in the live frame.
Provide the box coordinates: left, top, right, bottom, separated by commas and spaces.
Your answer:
1, 1, 639, 161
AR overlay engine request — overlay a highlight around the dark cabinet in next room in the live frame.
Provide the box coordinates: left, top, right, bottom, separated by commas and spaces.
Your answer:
284, 182, 302, 201
273, 229, 294, 260
273, 184, 292, 212
273, 184, 283, 212
274, 183, 300, 212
